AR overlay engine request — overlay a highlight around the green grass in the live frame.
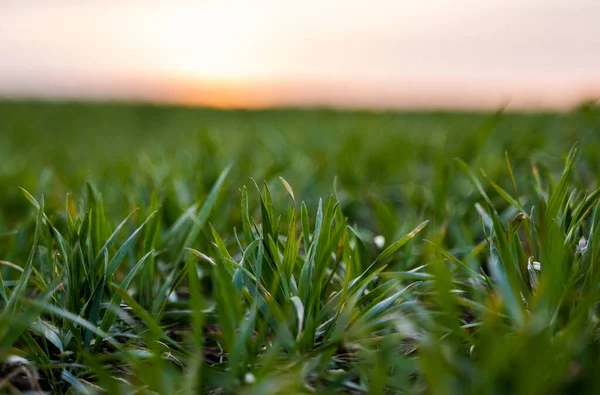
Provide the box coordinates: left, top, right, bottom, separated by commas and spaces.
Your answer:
1, 99, 600, 394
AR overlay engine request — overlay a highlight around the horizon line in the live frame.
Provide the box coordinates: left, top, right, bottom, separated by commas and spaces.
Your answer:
1, 73, 599, 112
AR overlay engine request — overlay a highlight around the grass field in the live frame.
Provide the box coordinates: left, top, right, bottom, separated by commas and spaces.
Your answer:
1, 99, 600, 394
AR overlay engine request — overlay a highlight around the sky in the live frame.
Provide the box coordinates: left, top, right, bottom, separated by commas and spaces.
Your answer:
1, 0, 599, 110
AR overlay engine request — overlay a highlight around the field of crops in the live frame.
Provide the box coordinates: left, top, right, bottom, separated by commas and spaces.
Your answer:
1, 99, 600, 394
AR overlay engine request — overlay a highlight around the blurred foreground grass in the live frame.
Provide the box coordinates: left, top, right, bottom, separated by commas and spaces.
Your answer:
0, 99, 600, 394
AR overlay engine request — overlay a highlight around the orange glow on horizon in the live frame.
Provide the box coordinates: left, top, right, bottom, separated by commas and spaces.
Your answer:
176, 82, 274, 109
145, 75, 600, 111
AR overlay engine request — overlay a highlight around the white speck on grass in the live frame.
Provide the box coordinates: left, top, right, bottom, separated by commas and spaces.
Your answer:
578, 236, 588, 253
244, 372, 256, 384
373, 235, 385, 249
527, 257, 541, 271
168, 291, 179, 303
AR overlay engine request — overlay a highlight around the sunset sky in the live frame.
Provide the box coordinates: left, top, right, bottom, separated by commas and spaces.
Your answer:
1, 1, 599, 110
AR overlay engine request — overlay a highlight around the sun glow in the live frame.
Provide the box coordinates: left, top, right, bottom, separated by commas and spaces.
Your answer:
150, 6, 269, 83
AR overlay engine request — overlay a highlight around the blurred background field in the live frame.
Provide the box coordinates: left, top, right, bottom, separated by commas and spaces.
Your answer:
2, 99, 599, 228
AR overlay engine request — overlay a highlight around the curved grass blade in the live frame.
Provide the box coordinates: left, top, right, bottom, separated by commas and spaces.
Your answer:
374, 220, 429, 266
105, 210, 157, 278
